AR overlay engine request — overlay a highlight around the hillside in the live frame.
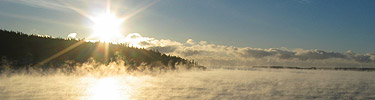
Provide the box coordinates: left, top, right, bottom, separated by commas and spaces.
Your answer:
0, 29, 205, 70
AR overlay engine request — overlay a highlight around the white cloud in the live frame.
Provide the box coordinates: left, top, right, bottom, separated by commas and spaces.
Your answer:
67, 33, 77, 39
127, 33, 375, 67
118, 33, 182, 48
199, 41, 208, 45
186, 39, 195, 45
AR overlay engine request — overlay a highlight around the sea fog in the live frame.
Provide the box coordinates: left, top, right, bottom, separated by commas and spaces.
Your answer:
1, 68, 374, 100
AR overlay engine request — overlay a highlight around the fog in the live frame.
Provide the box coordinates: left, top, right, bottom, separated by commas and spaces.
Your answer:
1, 68, 374, 100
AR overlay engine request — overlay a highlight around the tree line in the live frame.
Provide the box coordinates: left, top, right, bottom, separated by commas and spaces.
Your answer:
0, 29, 205, 70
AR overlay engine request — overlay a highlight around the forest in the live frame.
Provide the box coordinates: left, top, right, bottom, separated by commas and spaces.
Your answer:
0, 29, 205, 71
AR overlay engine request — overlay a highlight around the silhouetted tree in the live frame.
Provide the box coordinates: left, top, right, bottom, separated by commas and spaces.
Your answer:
0, 29, 205, 70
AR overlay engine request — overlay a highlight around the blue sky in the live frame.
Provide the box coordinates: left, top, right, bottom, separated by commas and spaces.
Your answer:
0, 0, 374, 54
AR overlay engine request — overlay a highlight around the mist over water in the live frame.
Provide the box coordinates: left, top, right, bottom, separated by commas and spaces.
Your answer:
1, 67, 375, 100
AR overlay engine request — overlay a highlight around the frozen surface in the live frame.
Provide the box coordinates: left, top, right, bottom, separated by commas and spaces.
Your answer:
1, 69, 374, 100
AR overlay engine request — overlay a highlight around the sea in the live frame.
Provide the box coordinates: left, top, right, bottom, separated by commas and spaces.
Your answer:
0, 68, 374, 100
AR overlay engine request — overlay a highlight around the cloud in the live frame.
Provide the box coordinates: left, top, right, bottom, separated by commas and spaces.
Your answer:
186, 39, 195, 45
179, 49, 208, 57
67, 33, 77, 39
346, 50, 375, 63
199, 41, 208, 45
236, 48, 276, 58
119, 33, 182, 48
64, 32, 374, 67
127, 34, 375, 67
293, 49, 347, 60
148, 46, 177, 53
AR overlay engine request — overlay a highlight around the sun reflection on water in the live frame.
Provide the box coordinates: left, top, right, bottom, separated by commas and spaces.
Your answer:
83, 77, 134, 100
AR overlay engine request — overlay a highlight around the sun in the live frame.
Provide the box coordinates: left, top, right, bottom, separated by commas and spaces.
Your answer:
61, 0, 158, 44
90, 12, 124, 42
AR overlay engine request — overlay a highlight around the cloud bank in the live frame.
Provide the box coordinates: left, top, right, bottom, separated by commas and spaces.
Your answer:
123, 33, 375, 68
67, 33, 77, 39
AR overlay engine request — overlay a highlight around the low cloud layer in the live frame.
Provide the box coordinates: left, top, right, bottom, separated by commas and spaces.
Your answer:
123, 33, 375, 68
67, 33, 77, 39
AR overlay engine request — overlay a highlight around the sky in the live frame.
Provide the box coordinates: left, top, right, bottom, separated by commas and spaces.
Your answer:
0, 0, 374, 67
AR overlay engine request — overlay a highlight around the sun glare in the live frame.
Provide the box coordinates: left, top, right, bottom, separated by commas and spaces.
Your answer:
82, 0, 155, 48
119, 33, 150, 48
86, 77, 132, 100
91, 13, 124, 42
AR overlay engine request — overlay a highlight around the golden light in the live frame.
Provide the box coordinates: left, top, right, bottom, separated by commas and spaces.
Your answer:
58, 0, 159, 43
34, 0, 159, 66
86, 77, 132, 100
119, 33, 150, 48
90, 12, 124, 42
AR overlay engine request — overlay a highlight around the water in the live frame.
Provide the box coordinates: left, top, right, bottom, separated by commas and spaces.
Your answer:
1, 69, 374, 100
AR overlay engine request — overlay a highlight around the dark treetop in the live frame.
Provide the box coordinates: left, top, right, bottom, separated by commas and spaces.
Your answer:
0, 29, 205, 70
